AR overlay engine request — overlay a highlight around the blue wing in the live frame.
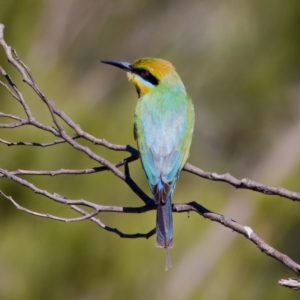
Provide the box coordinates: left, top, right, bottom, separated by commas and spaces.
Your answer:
135, 94, 192, 203
134, 88, 194, 264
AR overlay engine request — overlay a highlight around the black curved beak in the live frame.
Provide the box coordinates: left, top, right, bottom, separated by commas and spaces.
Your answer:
100, 60, 133, 72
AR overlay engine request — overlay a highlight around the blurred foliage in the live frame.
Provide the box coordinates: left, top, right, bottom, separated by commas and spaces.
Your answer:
1, 0, 300, 299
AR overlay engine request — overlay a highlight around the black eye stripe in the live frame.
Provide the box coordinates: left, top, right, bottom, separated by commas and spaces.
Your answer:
132, 68, 159, 86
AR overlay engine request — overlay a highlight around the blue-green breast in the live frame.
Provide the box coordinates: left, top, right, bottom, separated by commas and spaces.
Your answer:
134, 72, 195, 186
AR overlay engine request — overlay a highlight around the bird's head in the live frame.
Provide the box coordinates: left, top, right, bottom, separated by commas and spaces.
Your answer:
101, 57, 183, 97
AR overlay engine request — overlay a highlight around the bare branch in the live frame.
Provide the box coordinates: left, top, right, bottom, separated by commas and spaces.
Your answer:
278, 278, 300, 290
0, 112, 25, 121
0, 66, 35, 119
0, 167, 102, 210
173, 202, 300, 276
71, 205, 156, 239
1, 26, 138, 157
0, 120, 29, 128
0, 190, 99, 222
3, 160, 300, 276
184, 163, 300, 202
0, 80, 19, 99
12, 48, 36, 83
5, 156, 137, 177
0, 32, 145, 202
0, 67, 60, 136
0, 167, 154, 213
0, 135, 80, 147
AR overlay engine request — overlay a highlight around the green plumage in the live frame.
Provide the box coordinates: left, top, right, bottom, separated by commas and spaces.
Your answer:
134, 69, 194, 270
101, 58, 195, 270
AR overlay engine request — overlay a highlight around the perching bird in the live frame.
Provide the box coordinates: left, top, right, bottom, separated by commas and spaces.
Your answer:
101, 58, 195, 270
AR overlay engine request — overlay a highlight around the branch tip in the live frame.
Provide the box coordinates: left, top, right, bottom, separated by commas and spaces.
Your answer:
279, 277, 300, 290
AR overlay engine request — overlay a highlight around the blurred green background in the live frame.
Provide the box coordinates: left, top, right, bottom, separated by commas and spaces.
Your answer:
1, 0, 300, 299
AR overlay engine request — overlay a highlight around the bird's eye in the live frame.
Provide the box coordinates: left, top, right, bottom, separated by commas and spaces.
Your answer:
140, 70, 149, 77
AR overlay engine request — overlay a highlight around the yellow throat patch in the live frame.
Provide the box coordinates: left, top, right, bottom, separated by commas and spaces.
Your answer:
127, 58, 175, 96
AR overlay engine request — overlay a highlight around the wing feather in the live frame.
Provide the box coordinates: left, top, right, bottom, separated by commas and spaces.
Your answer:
134, 93, 194, 204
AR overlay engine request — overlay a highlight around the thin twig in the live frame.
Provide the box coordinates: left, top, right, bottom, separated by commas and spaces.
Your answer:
4, 156, 137, 177
0, 190, 99, 222
71, 205, 156, 239
0, 135, 79, 147
0, 80, 19, 99
0, 112, 25, 121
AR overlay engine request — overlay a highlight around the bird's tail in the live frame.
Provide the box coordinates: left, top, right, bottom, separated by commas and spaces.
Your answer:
156, 196, 173, 271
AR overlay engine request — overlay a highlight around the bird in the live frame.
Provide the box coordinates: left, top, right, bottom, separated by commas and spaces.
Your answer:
101, 58, 195, 270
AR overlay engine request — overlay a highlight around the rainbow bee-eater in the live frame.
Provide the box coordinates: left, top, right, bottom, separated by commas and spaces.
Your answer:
101, 58, 195, 270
